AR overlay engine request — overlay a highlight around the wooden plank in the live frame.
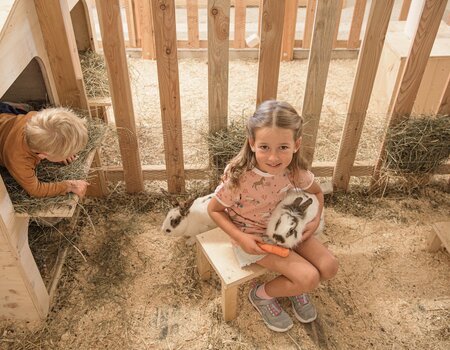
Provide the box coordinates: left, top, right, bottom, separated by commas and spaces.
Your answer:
34, 0, 90, 110
372, 0, 448, 187
234, 0, 246, 48
432, 222, 450, 253
186, 0, 200, 48
96, 0, 144, 193
332, 0, 343, 49
141, 0, 156, 59
124, 0, 137, 47
281, 0, 298, 61
302, 0, 316, 49
208, 0, 230, 133
333, 1, 394, 191
437, 73, 450, 114
151, 0, 185, 193
132, 0, 143, 47
347, 0, 366, 49
398, 0, 412, 21
196, 228, 267, 288
105, 160, 447, 183
300, 0, 341, 165
256, 0, 286, 105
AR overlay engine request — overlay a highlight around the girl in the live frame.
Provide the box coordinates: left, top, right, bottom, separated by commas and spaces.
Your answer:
207, 100, 338, 332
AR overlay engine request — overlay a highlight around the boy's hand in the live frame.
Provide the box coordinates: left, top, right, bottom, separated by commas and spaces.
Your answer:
68, 180, 89, 198
238, 233, 266, 255
62, 154, 78, 165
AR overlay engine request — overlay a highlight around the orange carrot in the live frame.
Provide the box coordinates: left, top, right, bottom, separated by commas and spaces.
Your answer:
258, 243, 289, 257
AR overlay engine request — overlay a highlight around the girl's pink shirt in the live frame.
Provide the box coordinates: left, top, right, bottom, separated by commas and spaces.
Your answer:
214, 167, 314, 235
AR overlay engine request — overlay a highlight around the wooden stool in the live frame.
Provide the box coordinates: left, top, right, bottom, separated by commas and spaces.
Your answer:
428, 222, 450, 253
196, 228, 267, 321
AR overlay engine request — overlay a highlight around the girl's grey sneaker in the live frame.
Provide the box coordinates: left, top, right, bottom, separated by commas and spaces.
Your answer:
289, 293, 317, 323
248, 286, 293, 332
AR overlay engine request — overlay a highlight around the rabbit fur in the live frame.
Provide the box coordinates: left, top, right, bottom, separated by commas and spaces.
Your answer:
266, 189, 324, 249
161, 193, 217, 245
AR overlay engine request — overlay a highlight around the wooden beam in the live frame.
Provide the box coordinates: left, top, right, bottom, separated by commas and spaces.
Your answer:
256, 0, 286, 105
302, 0, 316, 49
103, 161, 450, 183
300, 0, 341, 165
234, 0, 246, 48
347, 0, 366, 49
187, 0, 200, 48
437, 73, 450, 115
142, 0, 156, 59
96, 0, 144, 193
333, 0, 394, 191
332, 0, 343, 49
281, 0, 298, 61
124, 0, 137, 47
152, 0, 185, 193
372, 0, 448, 187
398, 0, 412, 20
208, 0, 230, 133
34, 0, 89, 110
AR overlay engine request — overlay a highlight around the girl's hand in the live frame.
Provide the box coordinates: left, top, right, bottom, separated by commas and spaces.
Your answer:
67, 180, 89, 198
302, 217, 320, 241
238, 234, 266, 255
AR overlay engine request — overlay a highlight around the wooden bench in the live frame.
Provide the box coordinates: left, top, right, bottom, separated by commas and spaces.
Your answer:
428, 222, 450, 253
196, 228, 267, 321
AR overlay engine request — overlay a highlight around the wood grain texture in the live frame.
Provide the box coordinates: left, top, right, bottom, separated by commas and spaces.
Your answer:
208, 0, 230, 133
347, 0, 366, 49
34, 0, 89, 110
152, 0, 185, 193
437, 73, 450, 114
398, 0, 412, 20
96, 0, 144, 193
186, 0, 200, 47
300, 0, 340, 164
234, 0, 246, 48
333, 0, 394, 191
302, 0, 316, 48
372, 0, 448, 187
281, 0, 297, 61
256, 0, 285, 105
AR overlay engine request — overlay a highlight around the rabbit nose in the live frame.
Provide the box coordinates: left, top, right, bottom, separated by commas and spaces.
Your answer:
165, 229, 171, 233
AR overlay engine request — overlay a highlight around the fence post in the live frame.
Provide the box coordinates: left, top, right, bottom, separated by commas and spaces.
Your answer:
347, 0, 366, 49
152, 0, 185, 193
281, 0, 298, 61
208, 0, 230, 133
234, 0, 246, 48
187, 0, 200, 48
96, 0, 144, 193
256, 0, 286, 105
333, 0, 394, 191
142, 0, 156, 59
371, 0, 448, 189
302, 0, 316, 49
300, 0, 340, 165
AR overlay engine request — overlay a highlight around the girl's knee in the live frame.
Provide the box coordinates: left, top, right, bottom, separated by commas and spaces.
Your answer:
320, 255, 339, 280
293, 268, 320, 292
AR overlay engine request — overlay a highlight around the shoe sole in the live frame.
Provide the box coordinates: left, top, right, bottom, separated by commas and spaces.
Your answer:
290, 303, 317, 323
248, 289, 293, 333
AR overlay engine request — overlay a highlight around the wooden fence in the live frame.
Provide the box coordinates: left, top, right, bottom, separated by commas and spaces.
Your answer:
5, 0, 448, 195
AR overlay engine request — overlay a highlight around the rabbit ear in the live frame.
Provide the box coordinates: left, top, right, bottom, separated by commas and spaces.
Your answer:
296, 198, 313, 215
160, 188, 182, 207
179, 197, 196, 216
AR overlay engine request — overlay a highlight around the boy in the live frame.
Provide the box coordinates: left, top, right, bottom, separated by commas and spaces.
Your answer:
0, 106, 89, 198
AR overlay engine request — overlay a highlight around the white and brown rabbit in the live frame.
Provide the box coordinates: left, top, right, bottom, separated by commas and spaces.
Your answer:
161, 192, 217, 245
266, 189, 324, 249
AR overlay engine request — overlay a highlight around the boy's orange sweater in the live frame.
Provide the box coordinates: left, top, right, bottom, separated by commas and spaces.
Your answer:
0, 112, 69, 197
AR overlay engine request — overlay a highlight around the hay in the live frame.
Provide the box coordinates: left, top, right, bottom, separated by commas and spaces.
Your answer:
0, 117, 108, 214
205, 118, 247, 183
383, 114, 450, 187
79, 50, 110, 98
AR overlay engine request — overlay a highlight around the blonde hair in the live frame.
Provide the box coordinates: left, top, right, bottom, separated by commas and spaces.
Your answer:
224, 100, 309, 189
25, 107, 88, 159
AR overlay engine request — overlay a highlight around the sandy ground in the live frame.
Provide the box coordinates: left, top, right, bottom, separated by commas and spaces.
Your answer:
1, 56, 449, 349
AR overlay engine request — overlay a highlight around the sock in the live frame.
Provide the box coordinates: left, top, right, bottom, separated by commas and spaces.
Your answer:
256, 284, 273, 300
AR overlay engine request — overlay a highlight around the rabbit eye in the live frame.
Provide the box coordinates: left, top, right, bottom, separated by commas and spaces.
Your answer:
165, 229, 171, 233
171, 217, 181, 227
273, 234, 285, 243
